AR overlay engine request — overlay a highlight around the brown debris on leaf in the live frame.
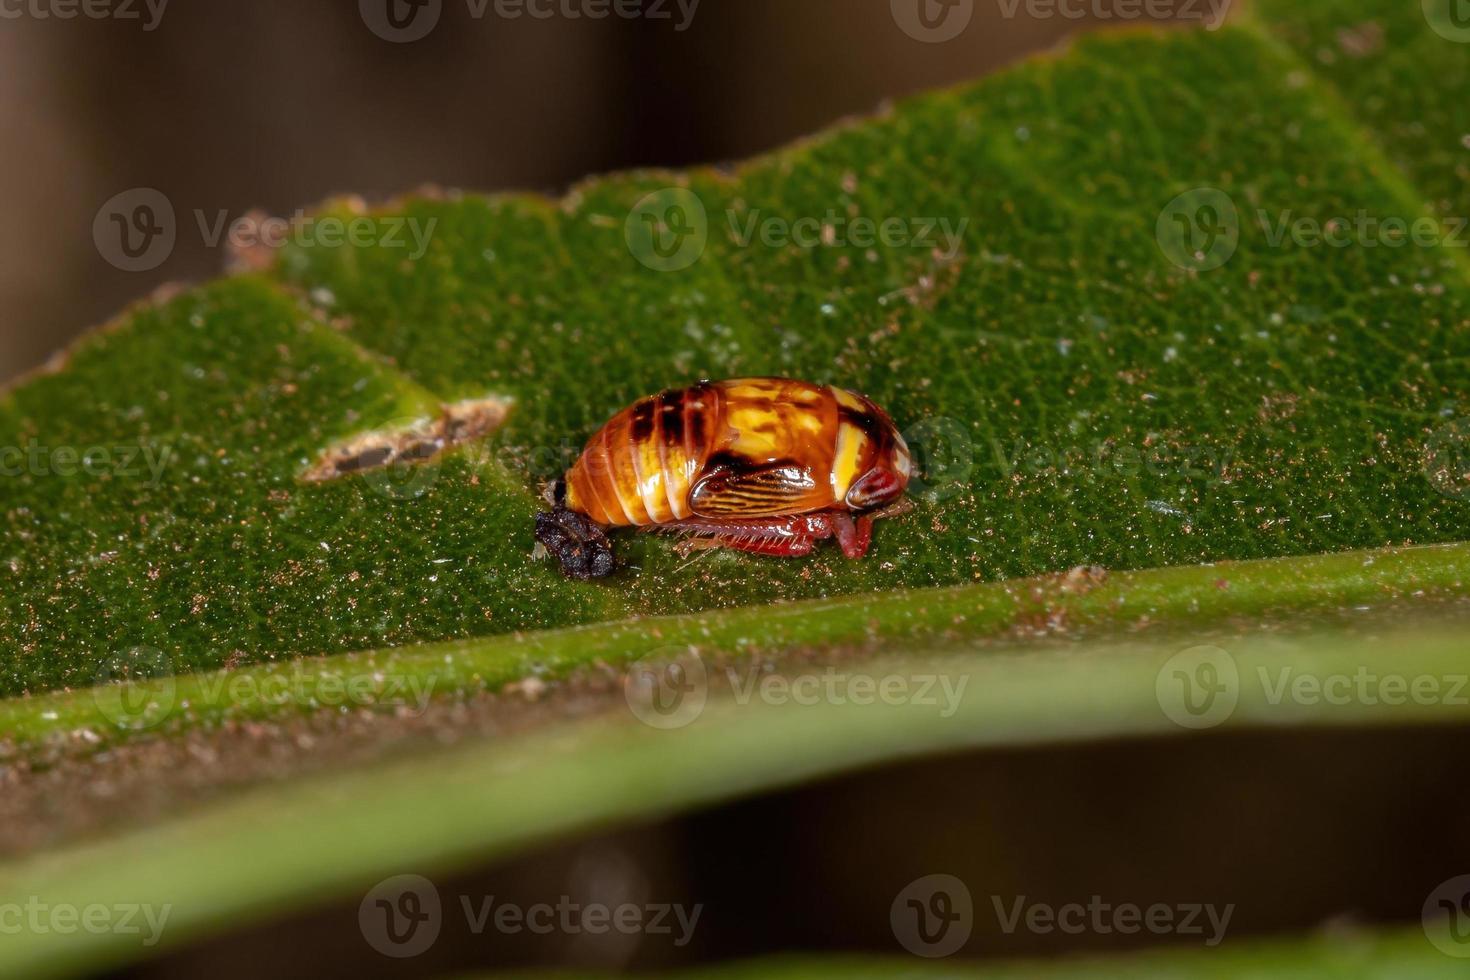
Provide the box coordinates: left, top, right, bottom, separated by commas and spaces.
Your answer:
1058, 564, 1109, 594
301, 396, 512, 483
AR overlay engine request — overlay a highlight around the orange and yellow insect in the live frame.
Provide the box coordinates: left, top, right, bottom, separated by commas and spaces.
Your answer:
534, 377, 912, 579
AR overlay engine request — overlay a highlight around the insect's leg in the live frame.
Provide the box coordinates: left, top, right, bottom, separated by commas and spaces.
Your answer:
662, 515, 826, 558
679, 533, 818, 558
868, 497, 915, 522
830, 512, 873, 559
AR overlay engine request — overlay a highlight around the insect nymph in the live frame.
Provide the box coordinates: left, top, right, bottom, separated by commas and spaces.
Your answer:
534, 377, 912, 579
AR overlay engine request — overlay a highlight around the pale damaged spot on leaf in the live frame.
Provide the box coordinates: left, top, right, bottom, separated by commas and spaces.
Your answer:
1058, 564, 1109, 595
301, 396, 512, 482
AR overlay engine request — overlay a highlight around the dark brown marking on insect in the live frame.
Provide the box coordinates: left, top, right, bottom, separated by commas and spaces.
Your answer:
837, 405, 887, 447
681, 381, 715, 464
629, 397, 656, 443
657, 389, 684, 447
702, 449, 762, 479
684, 403, 709, 456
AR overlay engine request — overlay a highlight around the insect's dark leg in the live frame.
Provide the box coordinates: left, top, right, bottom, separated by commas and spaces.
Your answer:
535, 507, 615, 579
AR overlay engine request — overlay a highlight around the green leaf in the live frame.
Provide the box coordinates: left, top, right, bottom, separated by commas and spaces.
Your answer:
3, 1, 1470, 976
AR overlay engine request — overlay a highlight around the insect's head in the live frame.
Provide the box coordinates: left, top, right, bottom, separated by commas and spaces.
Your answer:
844, 428, 912, 511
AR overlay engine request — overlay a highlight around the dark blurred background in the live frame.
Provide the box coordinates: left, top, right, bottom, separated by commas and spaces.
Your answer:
0, 0, 1169, 383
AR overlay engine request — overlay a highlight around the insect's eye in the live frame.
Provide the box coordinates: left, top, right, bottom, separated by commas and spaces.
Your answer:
846, 466, 904, 510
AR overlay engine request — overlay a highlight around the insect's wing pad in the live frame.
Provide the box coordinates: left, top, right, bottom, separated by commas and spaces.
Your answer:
689, 461, 828, 518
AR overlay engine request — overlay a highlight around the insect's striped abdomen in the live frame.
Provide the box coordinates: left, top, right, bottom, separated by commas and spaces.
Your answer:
565, 382, 716, 526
